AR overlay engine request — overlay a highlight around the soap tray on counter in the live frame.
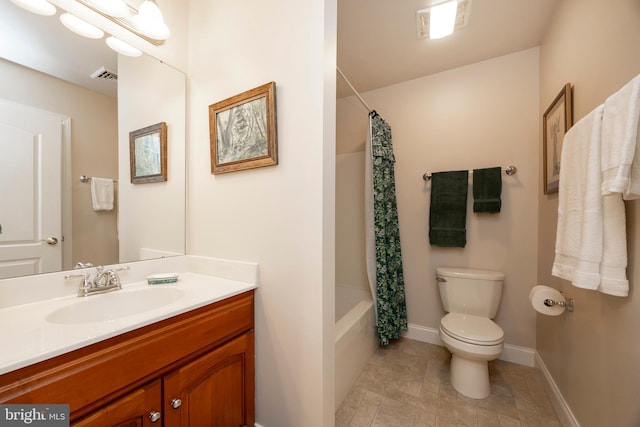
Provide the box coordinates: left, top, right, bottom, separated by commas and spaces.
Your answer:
147, 273, 179, 285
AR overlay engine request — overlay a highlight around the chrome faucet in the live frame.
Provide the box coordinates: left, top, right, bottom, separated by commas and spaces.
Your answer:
65, 265, 130, 297
74, 262, 94, 269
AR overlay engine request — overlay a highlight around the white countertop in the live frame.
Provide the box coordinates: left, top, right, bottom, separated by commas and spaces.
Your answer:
0, 272, 257, 375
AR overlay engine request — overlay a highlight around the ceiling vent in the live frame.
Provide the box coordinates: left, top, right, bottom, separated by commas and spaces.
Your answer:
417, 0, 472, 39
90, 66, 118, 82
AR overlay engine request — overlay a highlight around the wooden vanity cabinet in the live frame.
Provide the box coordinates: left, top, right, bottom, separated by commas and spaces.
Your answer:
0, 290, 255, 427
163, 331, 254, 427
73, 380, 162, 427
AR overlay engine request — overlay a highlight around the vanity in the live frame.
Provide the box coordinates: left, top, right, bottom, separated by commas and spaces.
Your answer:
0, 256, 257, 426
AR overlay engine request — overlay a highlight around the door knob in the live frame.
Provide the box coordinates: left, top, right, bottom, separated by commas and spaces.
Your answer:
148, 411, 161, 423
170, 398, 182, 409
41, 237, 58, 245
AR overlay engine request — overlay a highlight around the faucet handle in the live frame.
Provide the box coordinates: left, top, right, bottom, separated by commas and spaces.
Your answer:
107, 266, 130, 288
65, 273, 92, 297
64, 272, 90, 280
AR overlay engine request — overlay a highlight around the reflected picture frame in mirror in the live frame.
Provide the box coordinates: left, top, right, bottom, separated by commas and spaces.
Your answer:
129, 121, 168, 184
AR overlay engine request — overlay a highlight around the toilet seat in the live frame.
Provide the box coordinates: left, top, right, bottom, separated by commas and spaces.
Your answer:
440, 313, 504, 346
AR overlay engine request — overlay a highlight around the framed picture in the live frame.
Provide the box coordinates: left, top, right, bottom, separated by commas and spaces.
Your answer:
129, 122, 167, 184
543, 83, 573, 194
209, 82, 278, 174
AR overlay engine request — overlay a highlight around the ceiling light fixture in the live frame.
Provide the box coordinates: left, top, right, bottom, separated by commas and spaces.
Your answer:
60, 12, 105, 39
429, 1, 457, 39
106, 36, 142, 57
131, 0, 170, 41
85, 0, 128, 18
9, 0, 56, 16
417, 0, 471, 40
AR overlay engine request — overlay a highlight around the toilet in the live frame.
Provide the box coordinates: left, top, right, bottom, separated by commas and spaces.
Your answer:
436, 267, 505, 399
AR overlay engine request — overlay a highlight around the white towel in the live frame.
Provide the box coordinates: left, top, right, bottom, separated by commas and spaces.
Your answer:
552, 104, 629, 297
599, 193, 628, 296
601, 74, 640, 200
552, 105, 605, 290
91, 178, 114, 211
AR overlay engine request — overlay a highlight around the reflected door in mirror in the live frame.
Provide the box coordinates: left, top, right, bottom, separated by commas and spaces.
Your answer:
0, 100, 62, 279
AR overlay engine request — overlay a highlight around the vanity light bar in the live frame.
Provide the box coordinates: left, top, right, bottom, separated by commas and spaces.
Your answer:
76, 0, 166, 45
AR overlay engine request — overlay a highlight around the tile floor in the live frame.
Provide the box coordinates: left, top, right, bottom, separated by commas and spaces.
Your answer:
336, 338, 562, 427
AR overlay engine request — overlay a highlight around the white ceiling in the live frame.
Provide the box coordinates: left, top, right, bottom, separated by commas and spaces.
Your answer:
337, 0, 559, 98
1, 0, 559, 100
0, 0, 117, 97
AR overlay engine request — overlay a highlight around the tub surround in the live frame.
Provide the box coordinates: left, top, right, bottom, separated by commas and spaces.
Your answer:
0, 255, 258, 374
335, 285, 377, 410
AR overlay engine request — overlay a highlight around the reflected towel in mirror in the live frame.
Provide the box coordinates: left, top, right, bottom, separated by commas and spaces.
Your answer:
91, 178, 114, 211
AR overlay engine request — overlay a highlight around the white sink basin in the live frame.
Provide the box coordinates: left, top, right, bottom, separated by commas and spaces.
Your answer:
46, 287, 185, 324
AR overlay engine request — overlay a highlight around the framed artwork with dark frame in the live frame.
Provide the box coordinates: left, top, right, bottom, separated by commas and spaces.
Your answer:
209, 82, 278, 174
129, 122, 168, 184
543, 83, 573, 194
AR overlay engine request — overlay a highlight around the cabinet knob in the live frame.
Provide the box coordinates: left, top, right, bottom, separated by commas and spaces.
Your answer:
170, 398, 182, 409
148, 411, 161, 423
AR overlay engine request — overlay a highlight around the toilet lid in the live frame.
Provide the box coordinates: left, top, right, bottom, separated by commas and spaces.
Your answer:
440, 313, 504, 346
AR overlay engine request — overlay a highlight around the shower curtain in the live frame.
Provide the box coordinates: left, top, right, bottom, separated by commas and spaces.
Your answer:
364, 111, 408, 346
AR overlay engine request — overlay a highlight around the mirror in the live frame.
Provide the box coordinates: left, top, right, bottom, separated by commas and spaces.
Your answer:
0, 1, 186, 279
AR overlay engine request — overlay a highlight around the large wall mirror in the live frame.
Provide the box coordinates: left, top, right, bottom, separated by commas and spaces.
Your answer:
0, 0, 186, 280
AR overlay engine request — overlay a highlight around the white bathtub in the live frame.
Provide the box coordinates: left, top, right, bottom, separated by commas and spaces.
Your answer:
335, 285, 377, 411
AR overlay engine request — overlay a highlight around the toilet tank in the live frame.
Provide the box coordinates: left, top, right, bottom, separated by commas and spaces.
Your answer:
436, 267, 504, 318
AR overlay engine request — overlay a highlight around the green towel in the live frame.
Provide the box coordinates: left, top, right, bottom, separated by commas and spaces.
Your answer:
473, 167, 502, 213
429, 170, 468, 247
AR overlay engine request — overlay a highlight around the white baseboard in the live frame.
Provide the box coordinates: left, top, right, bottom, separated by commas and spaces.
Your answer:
405, 323, 536, 367
535, 352, 580, 427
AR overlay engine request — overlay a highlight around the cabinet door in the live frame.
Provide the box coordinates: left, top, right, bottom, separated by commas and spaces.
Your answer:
163, 332, 255, 427
73, 380, 162, 427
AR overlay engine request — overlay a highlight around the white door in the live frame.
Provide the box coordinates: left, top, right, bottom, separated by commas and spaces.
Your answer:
0, 100, 62, 279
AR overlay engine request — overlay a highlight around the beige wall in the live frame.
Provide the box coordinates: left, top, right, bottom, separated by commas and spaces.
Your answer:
337, 48, 540, 350
187, 0, 336, 425
0, 58, 118, 269
538, 1, 640, 426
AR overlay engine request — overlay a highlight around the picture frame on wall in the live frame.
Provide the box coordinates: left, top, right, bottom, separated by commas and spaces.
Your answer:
209, 82, 278, 174
543, 83, 573, 194
129, 122, 168, 184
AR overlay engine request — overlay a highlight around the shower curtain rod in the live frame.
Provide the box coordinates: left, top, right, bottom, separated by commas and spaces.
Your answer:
337, 66, 373, 113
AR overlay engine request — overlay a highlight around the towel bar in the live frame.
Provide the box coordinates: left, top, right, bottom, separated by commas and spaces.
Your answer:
80, 175, 119, 183
422, 165, 517, 181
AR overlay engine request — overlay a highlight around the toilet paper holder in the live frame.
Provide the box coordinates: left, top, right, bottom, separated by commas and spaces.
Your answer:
543, 296, 574, 312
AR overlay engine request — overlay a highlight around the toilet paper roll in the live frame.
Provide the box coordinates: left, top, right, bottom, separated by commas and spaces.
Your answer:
529, 285, 565, 316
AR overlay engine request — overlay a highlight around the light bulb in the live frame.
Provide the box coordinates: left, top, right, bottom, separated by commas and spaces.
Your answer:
9, 0, 56, 16
106, 36, 142, 57
60, 13, 104, 39
132, 0, 170, 40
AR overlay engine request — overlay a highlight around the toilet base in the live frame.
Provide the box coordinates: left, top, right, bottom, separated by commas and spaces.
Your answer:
450, 354, 490, 399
